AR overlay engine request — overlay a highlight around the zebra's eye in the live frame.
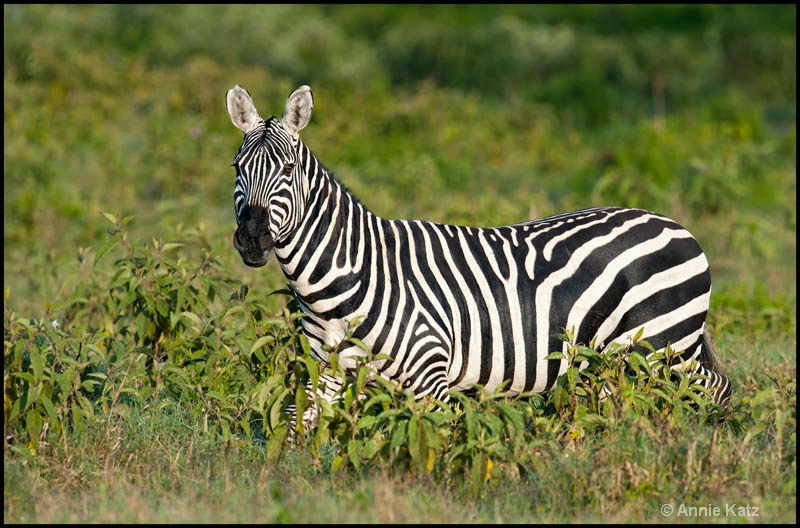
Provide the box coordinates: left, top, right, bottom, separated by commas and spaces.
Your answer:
283, 163, 294, 175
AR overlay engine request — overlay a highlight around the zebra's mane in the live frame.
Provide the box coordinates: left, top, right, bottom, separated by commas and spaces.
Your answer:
302, 141, 370, 213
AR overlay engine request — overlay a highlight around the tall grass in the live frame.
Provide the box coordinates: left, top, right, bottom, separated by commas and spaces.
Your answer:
4, 216, 796, 522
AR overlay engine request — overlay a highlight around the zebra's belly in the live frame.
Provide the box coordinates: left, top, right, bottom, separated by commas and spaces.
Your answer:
443, 301, 609, 395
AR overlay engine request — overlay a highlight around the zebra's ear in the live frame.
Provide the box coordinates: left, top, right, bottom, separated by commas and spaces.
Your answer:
282, 85, 313, 139
226, 85, 262, 134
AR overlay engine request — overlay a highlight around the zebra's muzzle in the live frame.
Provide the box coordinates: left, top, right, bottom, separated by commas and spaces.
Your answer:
233, 206, 274, 267
233, 228, 273, 267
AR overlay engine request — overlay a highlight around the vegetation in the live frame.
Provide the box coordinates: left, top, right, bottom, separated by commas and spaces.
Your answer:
4, 4, 796, 523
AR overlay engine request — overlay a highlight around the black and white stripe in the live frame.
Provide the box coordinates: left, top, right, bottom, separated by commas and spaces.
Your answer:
225, 85, 732, 426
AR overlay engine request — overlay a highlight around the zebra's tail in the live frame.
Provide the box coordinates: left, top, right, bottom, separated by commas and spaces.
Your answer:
696, 330, 732, 407
698, 331, 719, 371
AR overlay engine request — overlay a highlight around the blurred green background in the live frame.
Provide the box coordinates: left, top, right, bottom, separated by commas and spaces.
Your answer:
3, 5, 796, 523
4, 4, 796, 334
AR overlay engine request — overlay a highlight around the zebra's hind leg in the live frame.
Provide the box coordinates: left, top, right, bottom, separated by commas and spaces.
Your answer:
691, 363, 732, 408
693, 332, 732, 408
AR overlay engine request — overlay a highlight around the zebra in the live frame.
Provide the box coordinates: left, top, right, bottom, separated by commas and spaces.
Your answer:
225, 84, 732, 431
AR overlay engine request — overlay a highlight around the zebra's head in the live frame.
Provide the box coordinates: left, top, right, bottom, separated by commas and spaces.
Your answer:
225, 84, 314, 267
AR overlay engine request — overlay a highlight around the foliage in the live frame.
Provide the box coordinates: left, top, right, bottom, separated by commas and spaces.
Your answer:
4, 213, 284, 453
4, 213, 796, 521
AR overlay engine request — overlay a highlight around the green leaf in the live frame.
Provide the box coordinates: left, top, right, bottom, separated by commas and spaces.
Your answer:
407, 415, 420, 462
101, 212, 119, 225
93, 237, 119, 269
495, 402, 524, 434
26, 410, 43, 450
39, 394, 60, 435
465, 405, 478, 440
566, 366, 578, 390
356, 365, 368, 392
266, 426, 288, 463
13, 372, 35, 383
156, 300, 170, 318
207, 390, 225, 401
294, 387, 309, 435
332, 454, 347, 473
180, 311, 201, 326
390, 420, 408, 452
249, 335, 275, 355
81, 379, 98, 392
29, 347, 44, 379
471, 452, 486, 495
348, 337, 371, 353
362, 393, 392, 414
357, 415, 378, 429
743, 422, 767, 446
268, 387, 290, 433
161, 242, 184, 253
299, 334, 313, 356
347, 440, 361, 471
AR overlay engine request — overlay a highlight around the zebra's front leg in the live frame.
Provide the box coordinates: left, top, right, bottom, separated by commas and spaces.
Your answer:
390, 342, 452, 403
286, 373, 344, 445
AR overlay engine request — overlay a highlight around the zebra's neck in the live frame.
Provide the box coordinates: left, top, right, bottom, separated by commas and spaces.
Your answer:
273, 146, 379, 334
